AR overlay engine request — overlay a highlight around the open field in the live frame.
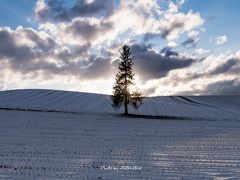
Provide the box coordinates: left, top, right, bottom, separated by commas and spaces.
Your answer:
0, 89, 240, 179
0, 89, 240, 120
0, 109, 240, 179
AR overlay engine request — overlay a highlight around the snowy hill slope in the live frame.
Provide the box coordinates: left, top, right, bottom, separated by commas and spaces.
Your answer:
0, 89, 240, 120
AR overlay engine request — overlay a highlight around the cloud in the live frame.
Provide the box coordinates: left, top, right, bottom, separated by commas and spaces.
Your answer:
215, 35, 227, 45
168, 41, 177, 47
202, 79, 240, 95
64, 18, 113, 42
39, 18, 114, 46
182, 30, 200, 47
34, 0, 115, 22
178, 79, 240, 95
151, 51, 240, 95
194, 48, 211, 55
0, 27, 38, 63
208, 58, 240, 76
130, 44, 194, 81
142, 87, 156, 96
160, 21, 185, 39
187, 30, 199, 38
142, 9, 203, 42
36, 0, 204, 47
123, 47, 239, 96
160, 47, 179, 57
171, 56, 240, 83
159, 10, 203, 41
0, 27, 115, 80
182, 37, 198, 47
143, 33, 160, 42
0, 77, 6, 90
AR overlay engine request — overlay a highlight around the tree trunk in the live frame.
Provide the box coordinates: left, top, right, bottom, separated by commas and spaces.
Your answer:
124, 71, 128, 115
124, 100, 128, 115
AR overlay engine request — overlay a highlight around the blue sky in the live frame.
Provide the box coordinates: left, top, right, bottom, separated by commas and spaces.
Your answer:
0, 0, 36, 28
182, 0, 240, 53
0, 0, 240, 95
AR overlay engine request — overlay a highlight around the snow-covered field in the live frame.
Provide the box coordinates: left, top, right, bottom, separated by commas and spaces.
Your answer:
0, 89, 240, 179
0, 89, 240, 120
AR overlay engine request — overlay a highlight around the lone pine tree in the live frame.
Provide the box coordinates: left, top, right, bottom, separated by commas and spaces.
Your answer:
111, 45, 143, 115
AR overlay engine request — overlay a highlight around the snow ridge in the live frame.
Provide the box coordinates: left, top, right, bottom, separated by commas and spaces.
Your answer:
0, 89, 240, 120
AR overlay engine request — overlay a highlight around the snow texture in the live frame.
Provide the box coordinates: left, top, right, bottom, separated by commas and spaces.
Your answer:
0, 89, 240, 120
0, 89, 240, 179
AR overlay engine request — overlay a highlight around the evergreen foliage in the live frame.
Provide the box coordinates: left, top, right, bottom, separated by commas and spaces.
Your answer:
111, 45, 143, 115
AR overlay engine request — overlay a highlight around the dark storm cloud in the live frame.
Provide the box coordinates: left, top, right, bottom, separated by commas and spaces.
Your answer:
130, 44, 194, 81
0, 28, 115, 79
66, 19, 113, 40
35, 0, 115, 22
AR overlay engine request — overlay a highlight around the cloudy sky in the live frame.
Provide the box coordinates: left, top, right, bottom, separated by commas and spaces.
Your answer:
0, 0, 240, 96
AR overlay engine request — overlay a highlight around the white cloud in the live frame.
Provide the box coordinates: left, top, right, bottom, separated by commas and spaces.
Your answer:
168, 41, 177, 47
187, 30, 199, 38
37, 0, 204, 45
215, 35, 227, 45
195, 48, 211, 55
149, 49, 240, 95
